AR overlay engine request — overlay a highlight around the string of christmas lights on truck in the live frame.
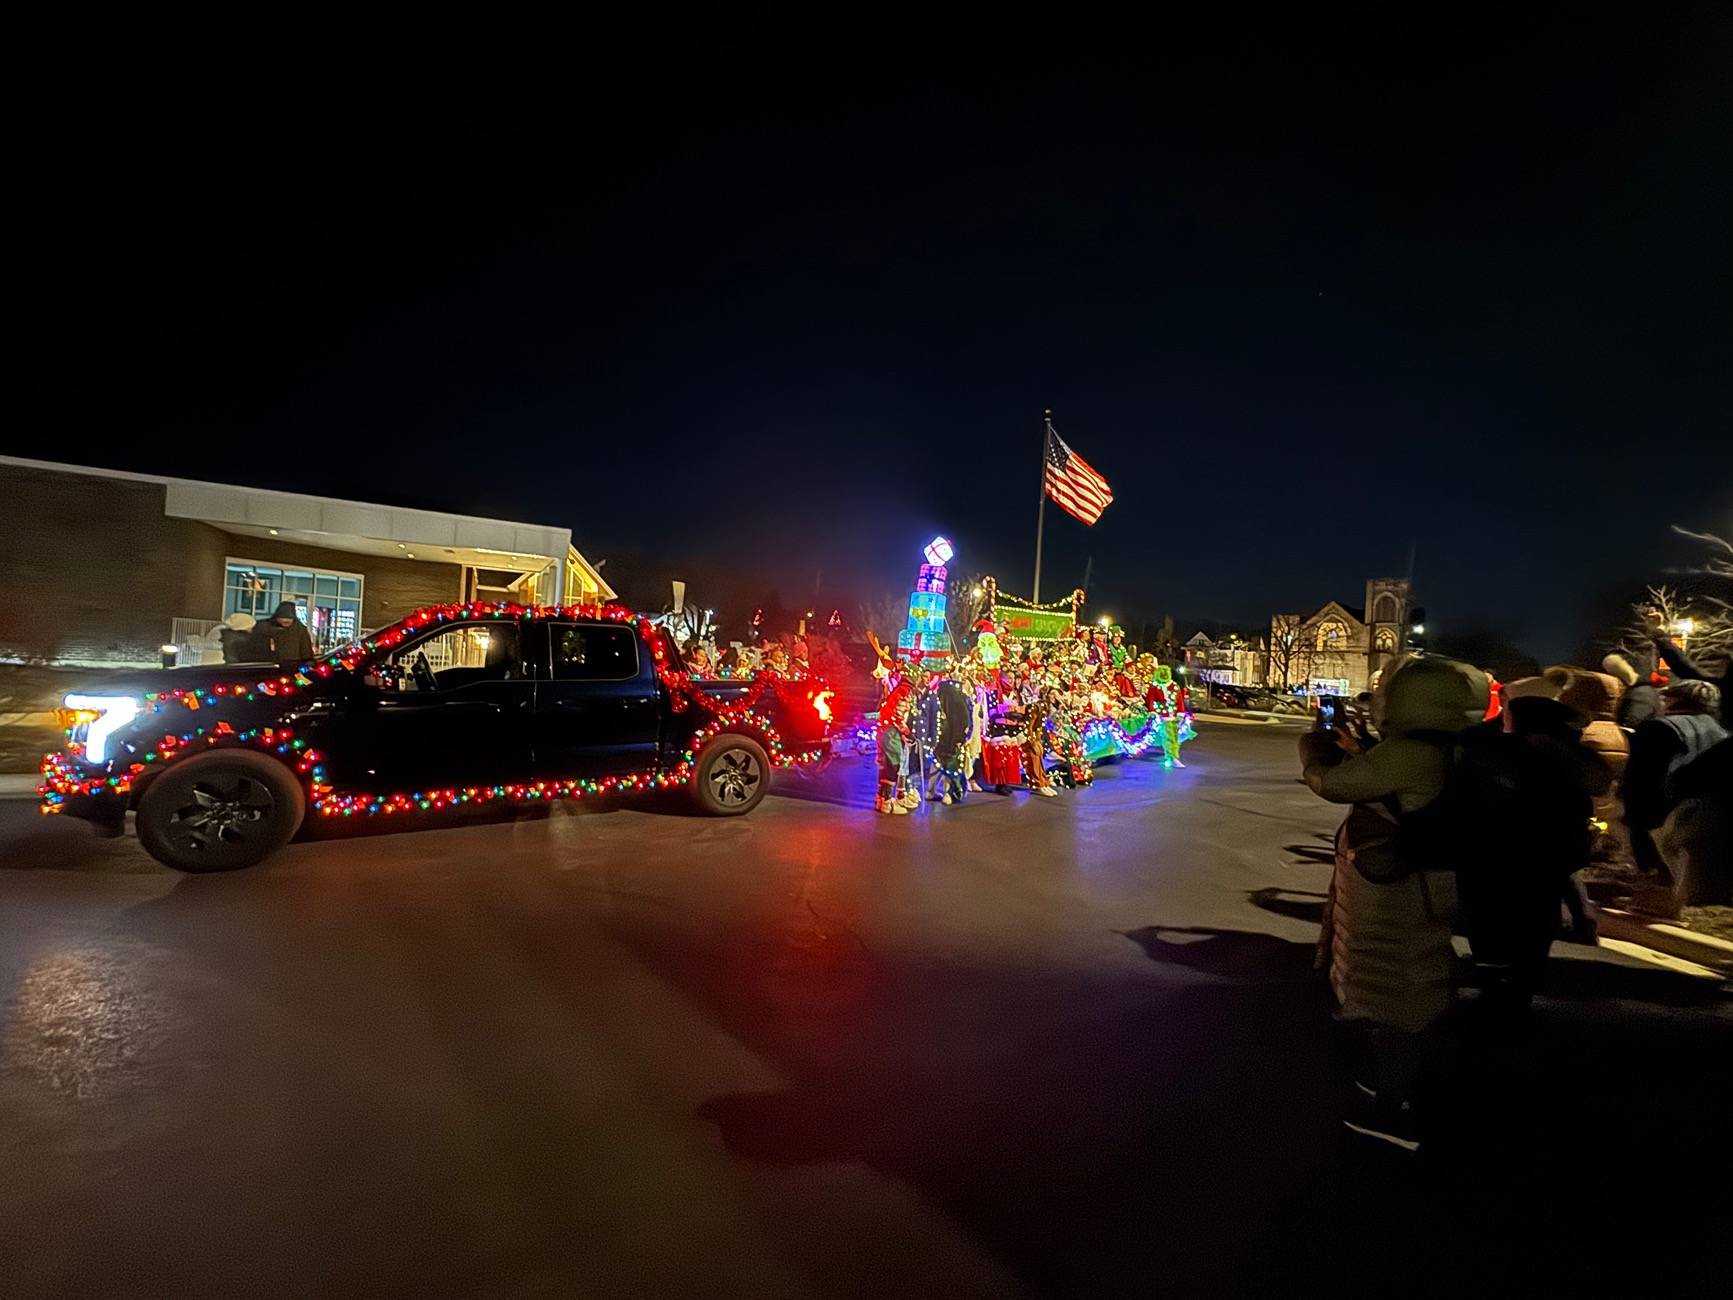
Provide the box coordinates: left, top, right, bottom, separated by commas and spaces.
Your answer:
40, 601, 834, 873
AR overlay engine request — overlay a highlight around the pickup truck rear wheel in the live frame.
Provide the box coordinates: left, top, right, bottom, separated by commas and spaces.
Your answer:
691, 735, 770, 815
136, 750, 306, 872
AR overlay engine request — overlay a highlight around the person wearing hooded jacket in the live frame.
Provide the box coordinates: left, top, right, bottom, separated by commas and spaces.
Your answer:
244, 600, 315, 667
1299, 655, 1491, 1146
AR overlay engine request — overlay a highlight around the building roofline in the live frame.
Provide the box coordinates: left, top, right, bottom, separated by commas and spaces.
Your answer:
2, 453, 614, 598
0, 454, 565, 535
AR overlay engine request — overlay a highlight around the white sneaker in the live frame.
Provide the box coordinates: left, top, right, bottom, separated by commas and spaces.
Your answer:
1036, 785, 1058, 797
1172, 758, 1186, 768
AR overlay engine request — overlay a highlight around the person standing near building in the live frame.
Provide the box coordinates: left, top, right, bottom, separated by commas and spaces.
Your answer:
248, 600, 315, 666
217, 612, 257, 663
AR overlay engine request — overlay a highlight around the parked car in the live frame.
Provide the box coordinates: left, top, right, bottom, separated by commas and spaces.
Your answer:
1207, 683, 1259, 709
41, 603, 833, 872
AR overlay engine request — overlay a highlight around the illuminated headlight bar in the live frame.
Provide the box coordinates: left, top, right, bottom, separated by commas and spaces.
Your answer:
60, 694, 140, 765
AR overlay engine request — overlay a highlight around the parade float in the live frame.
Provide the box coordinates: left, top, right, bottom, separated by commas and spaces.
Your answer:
863, 538, 1196, 811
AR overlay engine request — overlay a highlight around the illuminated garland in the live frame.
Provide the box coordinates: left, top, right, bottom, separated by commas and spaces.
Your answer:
309, 707, 821, 818
131, 601, 825, 722
994, 592, 1082, 612
142, 672, 316, 713
42, 724, 306, 809
42, 600, 830, 820
982, 574, 1084, 612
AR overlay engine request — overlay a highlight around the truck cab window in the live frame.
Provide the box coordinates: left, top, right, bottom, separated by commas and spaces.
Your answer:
552, 625, 639, 681
385, 623, 523, 692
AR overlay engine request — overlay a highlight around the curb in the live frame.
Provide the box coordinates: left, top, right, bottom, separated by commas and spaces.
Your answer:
1595, 908, 1733, 978
1193, 710, 1303, 726
0, 774, 42, 800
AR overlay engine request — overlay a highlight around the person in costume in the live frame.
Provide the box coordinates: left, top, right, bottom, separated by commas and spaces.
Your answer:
1085, 627, 1106, 666
875, 676, 916, 815
1149, 663, 1190, 768
1045, 684, 1094, 787
865, 631, 923, 813
1022, 685, 1060, 796
1109, 627, 1129, 671
967, 667, 991, 791
932, 671, 975, 804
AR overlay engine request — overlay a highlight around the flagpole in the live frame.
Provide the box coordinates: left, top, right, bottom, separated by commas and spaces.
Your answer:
1033, 409, 1051, 602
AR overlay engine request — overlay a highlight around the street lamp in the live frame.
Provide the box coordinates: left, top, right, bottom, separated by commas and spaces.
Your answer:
1411, 623, 1425, 636
1098, 615, 1111, 627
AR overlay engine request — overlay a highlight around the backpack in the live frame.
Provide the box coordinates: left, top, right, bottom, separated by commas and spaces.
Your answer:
1394, 729, 1524, 876
1398, 727, 1587, 960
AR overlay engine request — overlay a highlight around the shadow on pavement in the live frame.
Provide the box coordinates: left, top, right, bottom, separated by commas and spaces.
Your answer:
614, 911, 1732, 1296
1246, 885, 1330, 924
1119, 923, 1319, 982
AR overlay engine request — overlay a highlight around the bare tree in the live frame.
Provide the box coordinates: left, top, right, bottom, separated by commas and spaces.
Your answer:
1671, 523, 1733, 607
857, 593, 910, 645
946, 570, 991, 631
1152, 614, 1180, 662
1625, 584, 1733, 665
1265, 613, 1315, 690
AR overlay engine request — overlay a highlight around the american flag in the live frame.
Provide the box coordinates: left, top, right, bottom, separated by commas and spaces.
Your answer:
1043, 429, 1114, 524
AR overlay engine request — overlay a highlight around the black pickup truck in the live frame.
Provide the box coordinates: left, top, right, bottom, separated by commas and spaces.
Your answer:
41, 603, 833, 873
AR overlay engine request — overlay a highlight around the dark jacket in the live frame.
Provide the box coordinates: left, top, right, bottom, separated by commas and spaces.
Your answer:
1615, 683, 1664, 731
1623, 713, 1729, 830
247, 618, 315, 667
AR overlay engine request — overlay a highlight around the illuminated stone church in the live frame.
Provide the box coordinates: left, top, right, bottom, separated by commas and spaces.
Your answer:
1266, 578, 1416, 695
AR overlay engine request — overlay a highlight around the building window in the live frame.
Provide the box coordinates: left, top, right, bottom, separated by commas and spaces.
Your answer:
225, 560, 363, 651
1374, 592, 1401, 623
1314, 620, 1347, 651
1374, 627, 1397, 652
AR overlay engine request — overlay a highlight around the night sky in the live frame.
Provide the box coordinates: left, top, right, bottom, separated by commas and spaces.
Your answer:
11, 15, 1732, 661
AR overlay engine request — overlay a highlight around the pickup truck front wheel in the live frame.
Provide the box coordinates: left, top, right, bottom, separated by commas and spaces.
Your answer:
691, 735, 770, 815
136, 750, 306, 872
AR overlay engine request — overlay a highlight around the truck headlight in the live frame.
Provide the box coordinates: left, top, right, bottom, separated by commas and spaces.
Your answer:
59, 694, 141, 765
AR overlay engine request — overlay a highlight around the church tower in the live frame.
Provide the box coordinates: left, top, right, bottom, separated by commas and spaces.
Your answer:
1364, 577, 1412, 684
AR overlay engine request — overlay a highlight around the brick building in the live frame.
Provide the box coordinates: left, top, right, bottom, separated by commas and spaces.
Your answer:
0, 457, 612, 667
1265, 578, 1419, 696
